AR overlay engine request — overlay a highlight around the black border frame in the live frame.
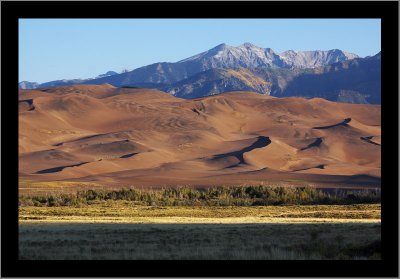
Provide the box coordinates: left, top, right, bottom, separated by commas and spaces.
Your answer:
2, 1, 399, 277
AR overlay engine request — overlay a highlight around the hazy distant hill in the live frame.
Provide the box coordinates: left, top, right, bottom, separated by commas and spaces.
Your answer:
277, 52, 381, 104
18, 81, 39, 89
21, 71, 119, 89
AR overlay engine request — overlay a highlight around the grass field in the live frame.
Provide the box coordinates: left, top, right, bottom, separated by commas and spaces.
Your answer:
20, 202, 381, 223
19, 203, 380, 260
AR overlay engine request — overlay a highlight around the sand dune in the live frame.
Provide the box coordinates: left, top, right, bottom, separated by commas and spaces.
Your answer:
19, 85, 381, 188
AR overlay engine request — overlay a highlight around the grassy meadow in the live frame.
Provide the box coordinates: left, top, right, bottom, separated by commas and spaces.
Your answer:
19, 185, 381, 260
20, 222, 380, 260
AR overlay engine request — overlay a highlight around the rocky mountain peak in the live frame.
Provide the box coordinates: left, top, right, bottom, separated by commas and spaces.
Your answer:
241, 42, 258, 48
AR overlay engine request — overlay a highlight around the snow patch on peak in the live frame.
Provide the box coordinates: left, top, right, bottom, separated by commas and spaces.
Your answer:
177, 43, 358, 71
241, 42, 257, 48
342, 51, 359, 59
213, 43, 229, 50
281, 50, 297, 55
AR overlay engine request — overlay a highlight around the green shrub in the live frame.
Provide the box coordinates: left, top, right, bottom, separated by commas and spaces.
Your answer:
19, 185, 381, 207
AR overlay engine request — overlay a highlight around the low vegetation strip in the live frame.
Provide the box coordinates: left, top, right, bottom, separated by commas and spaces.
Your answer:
18, 216, 381, 224
19, 185, 381, 207
19, 203, 381, 224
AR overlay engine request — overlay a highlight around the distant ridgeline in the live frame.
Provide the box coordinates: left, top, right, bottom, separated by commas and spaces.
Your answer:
19, 43, 381, 104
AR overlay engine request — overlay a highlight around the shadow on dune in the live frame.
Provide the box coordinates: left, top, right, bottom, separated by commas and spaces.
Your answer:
53, 133, 110, 147
35, 162, 89, 174
120, 152, 138, 158
360, 136, 381, 146
293, 164, 325, 172
300, 137, 323, 151
19, 99, 35, 111
212, 136, 271, 165
313, 118, 351, 129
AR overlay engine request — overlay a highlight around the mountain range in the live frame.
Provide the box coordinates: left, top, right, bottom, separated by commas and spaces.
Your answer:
19, 43, 380, 104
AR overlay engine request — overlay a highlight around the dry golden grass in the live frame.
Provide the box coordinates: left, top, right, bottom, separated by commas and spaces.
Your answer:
225, 68, 272, 89
19, 203, 380, 224
18, 199, 381, 260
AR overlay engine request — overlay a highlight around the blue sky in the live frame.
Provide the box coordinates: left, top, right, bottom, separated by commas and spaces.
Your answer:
19, 19, 381, 83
